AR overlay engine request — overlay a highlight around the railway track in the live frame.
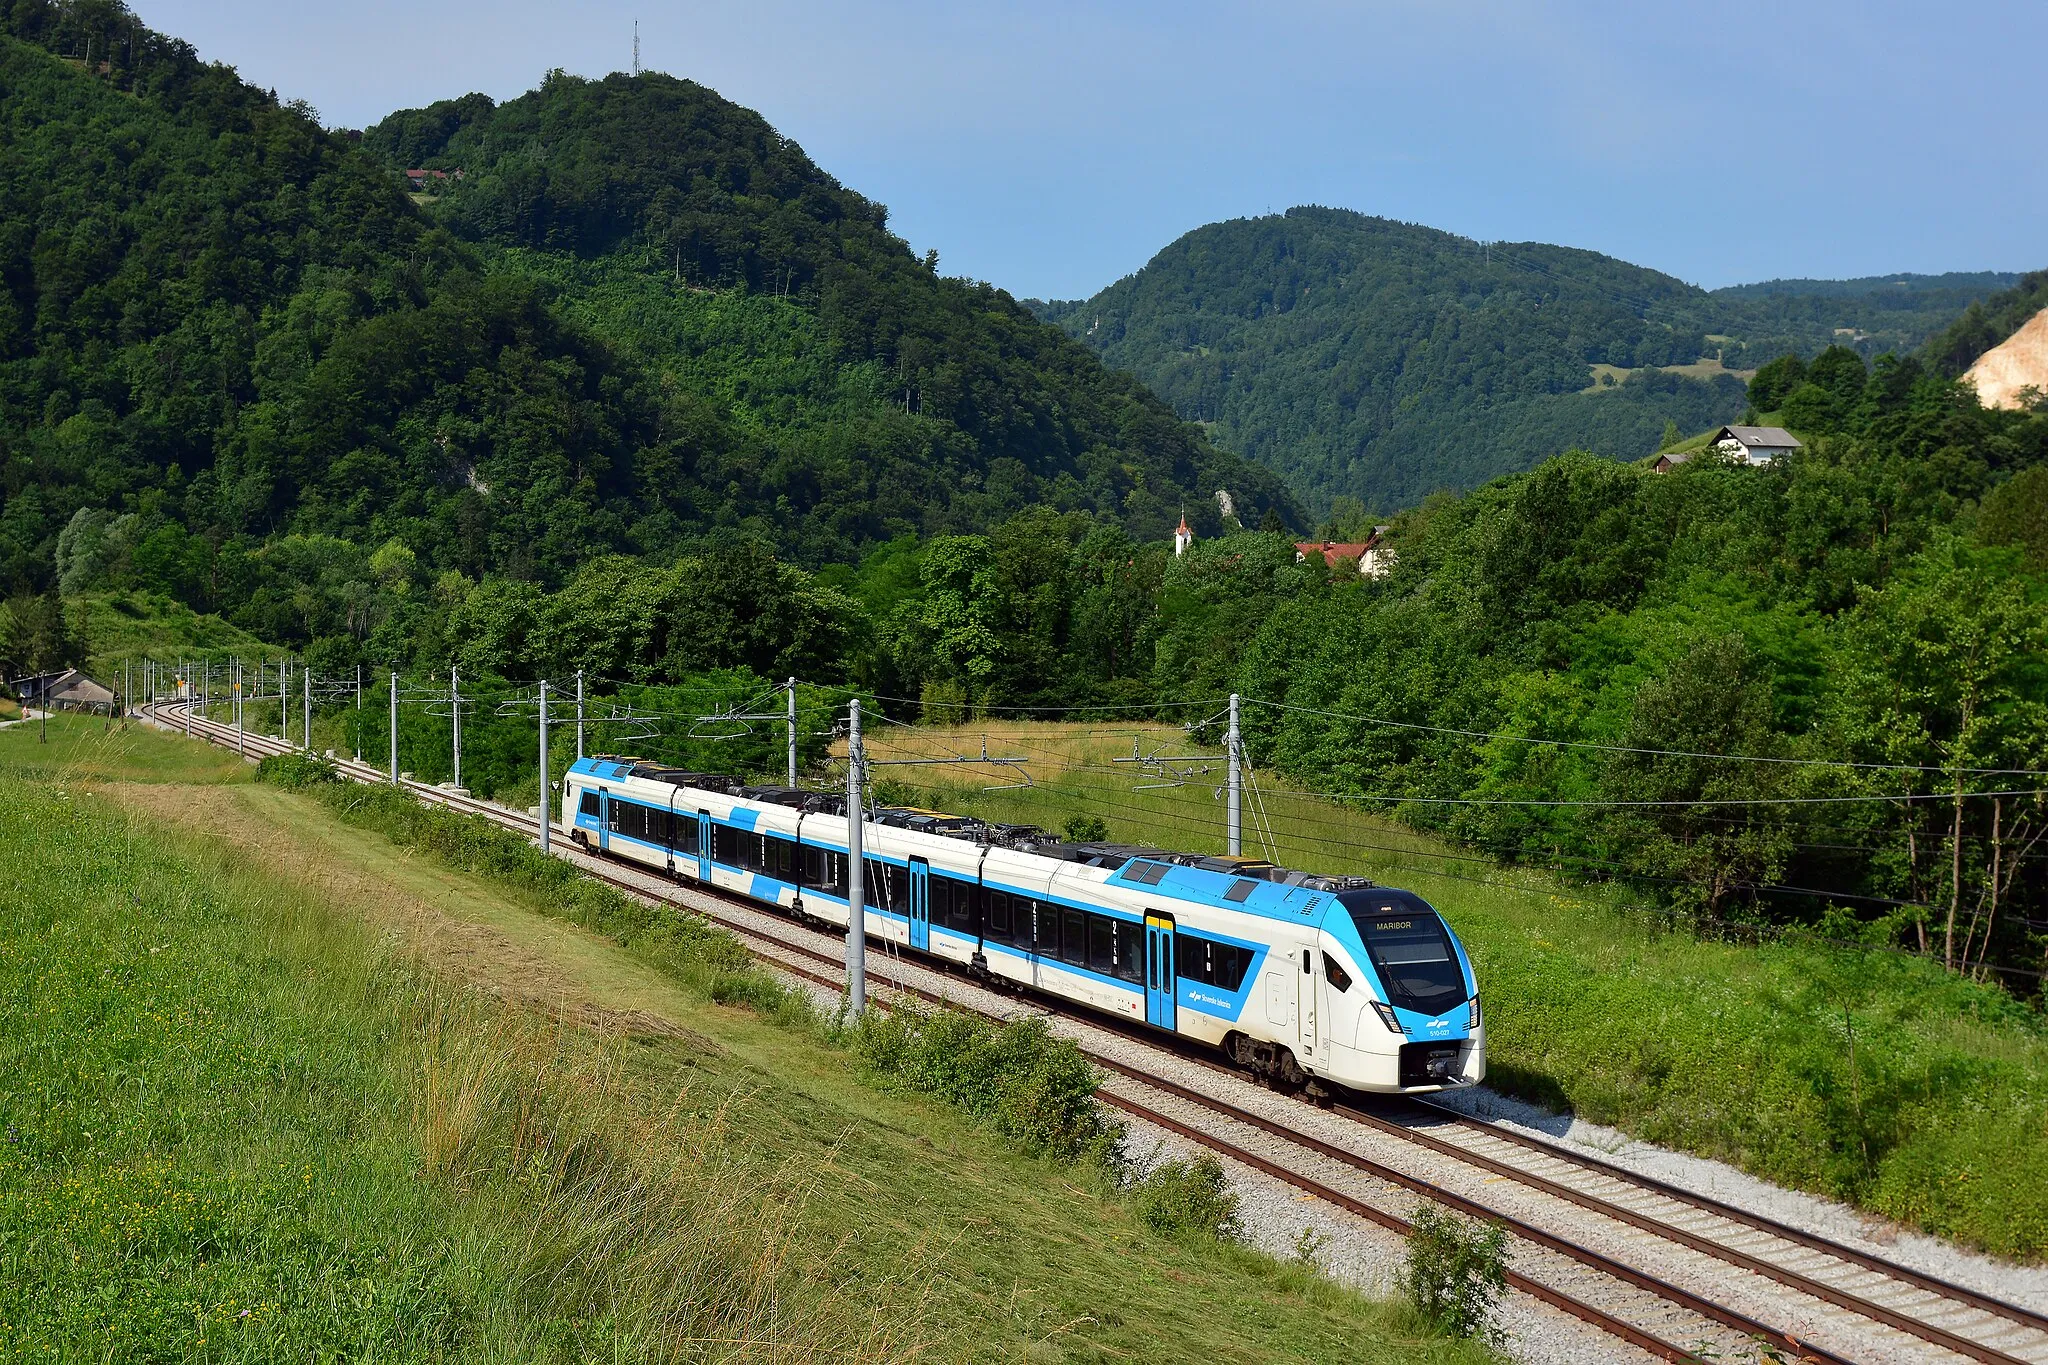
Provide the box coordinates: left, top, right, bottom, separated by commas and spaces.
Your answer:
148, 705, 2048, 1365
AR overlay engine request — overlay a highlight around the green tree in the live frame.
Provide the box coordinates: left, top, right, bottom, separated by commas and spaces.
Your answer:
916, 537, 1006, 703
1746, 353, 1808, 412
1596, 634, 1793, 916
1833, 535, 2048, 968
1978, 467, 2048, 570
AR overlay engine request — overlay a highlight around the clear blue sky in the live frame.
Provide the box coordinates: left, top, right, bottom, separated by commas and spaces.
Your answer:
144, 0, 2044, 301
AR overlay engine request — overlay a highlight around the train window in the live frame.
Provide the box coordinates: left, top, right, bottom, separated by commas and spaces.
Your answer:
1181, 935, 1254, 992
774, 838, 804, 882
1088, 915, 1115, 974
1324, 954, 1352, 992
1113, 920, 1143, 983
932, 876, 953, 928
805, 847, 846, 896
671, 818, 699, 856
1060, 908, 1088, 967
714, 825, 768, 872
579, 791, 600, 817
989, 892, 1017, 945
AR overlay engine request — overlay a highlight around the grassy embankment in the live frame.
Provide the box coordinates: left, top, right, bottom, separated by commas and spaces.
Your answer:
78, 590, 271, 681
861, 722, 2048, 1261
0, 714, 1488, 1364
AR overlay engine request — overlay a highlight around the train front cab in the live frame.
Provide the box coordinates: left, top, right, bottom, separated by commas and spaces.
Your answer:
1315, 890, 1484, 1094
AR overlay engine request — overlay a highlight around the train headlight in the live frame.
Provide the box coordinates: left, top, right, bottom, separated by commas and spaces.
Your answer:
1468, 995, 1482, 1031
1371, 1000, 1402, 1034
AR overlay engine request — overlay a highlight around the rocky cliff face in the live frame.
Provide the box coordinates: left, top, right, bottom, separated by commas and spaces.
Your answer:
1964, 306, 2048, 409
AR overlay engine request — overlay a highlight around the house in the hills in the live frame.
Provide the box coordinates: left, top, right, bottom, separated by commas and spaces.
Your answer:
1654, 425, 1801, 473
1295, 525, 1395, 578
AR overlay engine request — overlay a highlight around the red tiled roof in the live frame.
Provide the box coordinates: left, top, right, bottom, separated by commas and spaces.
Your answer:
1295, 540, 1373, 559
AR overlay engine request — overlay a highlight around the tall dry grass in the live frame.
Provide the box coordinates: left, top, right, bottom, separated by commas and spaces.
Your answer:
402, 992, 938, 1363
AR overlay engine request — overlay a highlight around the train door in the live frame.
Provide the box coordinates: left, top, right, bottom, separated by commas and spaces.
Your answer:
696, 810, 711, 881
1299, 946, 1318, 1064
597, 787, 611, 852
664, 795, 679, 877
1144, 912, 1177, 1030
908, 858, 931, 951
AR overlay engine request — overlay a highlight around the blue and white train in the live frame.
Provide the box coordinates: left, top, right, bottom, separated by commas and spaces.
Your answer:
562, 756, 1484, 1095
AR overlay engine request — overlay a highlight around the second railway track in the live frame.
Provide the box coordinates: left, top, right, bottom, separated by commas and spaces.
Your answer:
150, 705, 2048, 1365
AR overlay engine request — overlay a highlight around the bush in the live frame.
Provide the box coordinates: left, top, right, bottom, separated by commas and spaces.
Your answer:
1129, 1154, 1242, 1241
1062, 813, 1111, 843
1402, 1205, 1508, 1341
255, 752, 340, 788
847, 1005, 1120, 1162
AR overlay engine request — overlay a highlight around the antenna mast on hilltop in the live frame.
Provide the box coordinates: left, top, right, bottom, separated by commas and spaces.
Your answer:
632, 19, 641, 75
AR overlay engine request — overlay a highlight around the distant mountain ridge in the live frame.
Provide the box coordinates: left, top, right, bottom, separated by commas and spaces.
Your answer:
1032, 208, 2019, 511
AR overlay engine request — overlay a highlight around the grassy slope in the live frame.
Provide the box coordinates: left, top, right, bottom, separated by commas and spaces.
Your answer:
75, 590, 273, 685
0, 715, 1484, 1364
861, 723, 2048, 1260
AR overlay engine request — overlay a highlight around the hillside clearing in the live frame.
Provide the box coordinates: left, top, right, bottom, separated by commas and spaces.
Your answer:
1583, 357, 1758, 393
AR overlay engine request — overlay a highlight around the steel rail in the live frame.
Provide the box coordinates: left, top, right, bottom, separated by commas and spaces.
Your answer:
1398, 1094, 2048, 1341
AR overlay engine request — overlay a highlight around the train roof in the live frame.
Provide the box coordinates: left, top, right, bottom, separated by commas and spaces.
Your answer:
570, 755, 1378, 919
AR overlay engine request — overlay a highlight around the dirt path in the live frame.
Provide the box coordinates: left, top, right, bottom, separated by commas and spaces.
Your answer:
106, 780, 709, 1045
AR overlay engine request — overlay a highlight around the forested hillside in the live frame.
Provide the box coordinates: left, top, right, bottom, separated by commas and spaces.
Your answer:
1034, 208, 2017, 511
0, 1, 1287, 647
359, 75, 1293, 557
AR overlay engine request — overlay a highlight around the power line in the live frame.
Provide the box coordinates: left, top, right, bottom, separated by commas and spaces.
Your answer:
1246, 696, 2048, 778
889, 732, 2048, 809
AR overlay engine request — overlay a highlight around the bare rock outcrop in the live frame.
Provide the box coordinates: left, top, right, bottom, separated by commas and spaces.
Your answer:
1963, 305, 2048, 409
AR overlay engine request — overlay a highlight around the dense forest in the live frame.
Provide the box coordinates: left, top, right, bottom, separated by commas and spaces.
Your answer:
0, 1, 1289, 636
358, 74, 1294, 556
1033, 208, 2016, 511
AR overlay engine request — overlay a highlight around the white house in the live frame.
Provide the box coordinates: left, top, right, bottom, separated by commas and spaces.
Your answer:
1654, 425, 1801, 472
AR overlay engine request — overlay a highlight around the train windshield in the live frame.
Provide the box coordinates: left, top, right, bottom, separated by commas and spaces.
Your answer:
1337, 891, 1468, 1016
